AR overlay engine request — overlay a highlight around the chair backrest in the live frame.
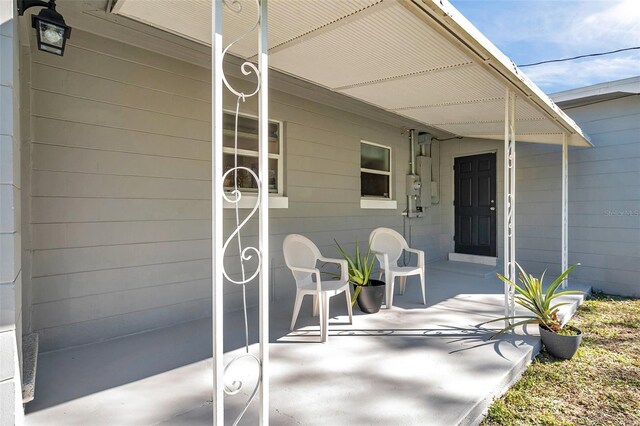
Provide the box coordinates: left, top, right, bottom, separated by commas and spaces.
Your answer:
283, 234, 322, 287
369, 227, 407, 267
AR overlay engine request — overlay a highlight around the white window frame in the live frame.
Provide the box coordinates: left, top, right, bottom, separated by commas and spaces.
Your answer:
360, 140, 394, 209
222, 110, 287, 208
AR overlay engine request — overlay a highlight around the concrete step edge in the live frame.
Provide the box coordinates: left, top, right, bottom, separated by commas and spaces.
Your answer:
458, 286, 590, 425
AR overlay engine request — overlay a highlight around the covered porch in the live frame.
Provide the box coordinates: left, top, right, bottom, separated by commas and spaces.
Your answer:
3, 0, 594, 424
26, 266, 588, 425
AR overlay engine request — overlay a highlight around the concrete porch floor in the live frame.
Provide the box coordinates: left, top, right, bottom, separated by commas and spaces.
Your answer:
25, 265, 589, 425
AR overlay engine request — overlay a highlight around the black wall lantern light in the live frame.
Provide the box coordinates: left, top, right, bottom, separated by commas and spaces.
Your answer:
18, 0, 71, 56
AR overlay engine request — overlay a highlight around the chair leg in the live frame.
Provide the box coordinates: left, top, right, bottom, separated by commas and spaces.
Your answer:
320, 293, 329, 342
399, 276, 407, 295
290, 291, 304, 331
345, 288, 353, 324
312, 294, 319, 317
386, 272, 395, 309
420, 270, 426, 305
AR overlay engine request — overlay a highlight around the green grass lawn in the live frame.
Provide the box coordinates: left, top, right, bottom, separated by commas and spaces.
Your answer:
482, 292, 640, 426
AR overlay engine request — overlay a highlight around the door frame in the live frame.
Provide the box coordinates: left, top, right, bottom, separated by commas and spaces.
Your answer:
450, 149, 498, 258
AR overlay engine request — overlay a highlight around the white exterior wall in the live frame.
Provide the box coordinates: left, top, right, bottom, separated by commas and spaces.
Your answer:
516, 95, 640, 296
26, 29, 446, 352
0, 0, 23, 423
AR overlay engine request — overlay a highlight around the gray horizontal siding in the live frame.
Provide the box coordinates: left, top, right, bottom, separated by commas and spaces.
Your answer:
516, 95, 640, 296
28, 31, 217, 351
29, 30, 444, 351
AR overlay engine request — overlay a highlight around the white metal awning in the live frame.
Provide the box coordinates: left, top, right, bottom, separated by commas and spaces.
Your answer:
111, 0, 591, 147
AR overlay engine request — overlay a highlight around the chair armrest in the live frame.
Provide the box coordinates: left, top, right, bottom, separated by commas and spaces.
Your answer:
318, 256, 349, 282
289, 265, 319, 275
404, 248, 425, 268
289, 266, 323, 292
317, 256, 344, 266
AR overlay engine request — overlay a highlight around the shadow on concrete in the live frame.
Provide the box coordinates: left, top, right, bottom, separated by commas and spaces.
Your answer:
25, 266, 586, 425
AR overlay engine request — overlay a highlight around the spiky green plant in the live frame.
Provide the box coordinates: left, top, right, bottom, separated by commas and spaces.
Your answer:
329, 240, 376, 305
482, 262, 583, 338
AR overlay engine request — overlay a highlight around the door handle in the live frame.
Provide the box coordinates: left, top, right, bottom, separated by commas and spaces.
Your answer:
490, 207, 496, 211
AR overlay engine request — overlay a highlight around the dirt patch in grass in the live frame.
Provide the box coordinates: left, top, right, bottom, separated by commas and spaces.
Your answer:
482, 292, 640, 426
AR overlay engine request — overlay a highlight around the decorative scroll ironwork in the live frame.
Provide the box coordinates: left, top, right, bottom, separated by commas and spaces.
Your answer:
503, 89, 517, 321
219, 1, 263, 424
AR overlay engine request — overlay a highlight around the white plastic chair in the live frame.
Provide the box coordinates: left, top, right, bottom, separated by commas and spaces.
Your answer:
369, 227, 426, 308
283, 234, 353, 342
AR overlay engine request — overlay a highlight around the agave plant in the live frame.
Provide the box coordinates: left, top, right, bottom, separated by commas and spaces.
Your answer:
483, 262, 582, 338
328, 240, 376, 305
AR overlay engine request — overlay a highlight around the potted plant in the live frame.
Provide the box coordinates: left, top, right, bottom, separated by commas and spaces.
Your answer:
482, 262, 584, 359
329, 240, 385, 313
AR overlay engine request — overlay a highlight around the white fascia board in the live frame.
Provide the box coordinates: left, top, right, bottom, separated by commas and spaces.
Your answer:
417, 0, 592, 147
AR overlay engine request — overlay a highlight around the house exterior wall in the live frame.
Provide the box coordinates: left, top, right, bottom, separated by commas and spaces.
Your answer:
516, 94, 640, 296
438, 138, 503, 260
0, 0, 23, 423
26, 29, 445, 352
27, 30, 213, 352
437, 93, 640, 298
24, 26, 637, 357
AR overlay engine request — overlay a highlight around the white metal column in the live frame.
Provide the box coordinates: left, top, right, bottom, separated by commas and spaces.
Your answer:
211, 1, 224, 424
503, 88, 517, 319
212, 1, 269, 424
258, 0, 270, 423
561, 133, 569, 288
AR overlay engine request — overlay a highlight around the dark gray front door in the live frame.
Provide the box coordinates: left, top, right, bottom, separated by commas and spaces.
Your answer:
454, 153, 497, 256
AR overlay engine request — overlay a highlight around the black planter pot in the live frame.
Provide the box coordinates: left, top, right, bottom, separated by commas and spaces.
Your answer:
539, 325, 583, 360
355, 280, 385, 314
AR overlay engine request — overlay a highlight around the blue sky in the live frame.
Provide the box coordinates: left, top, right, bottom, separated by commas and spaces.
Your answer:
450, 0, 640, 93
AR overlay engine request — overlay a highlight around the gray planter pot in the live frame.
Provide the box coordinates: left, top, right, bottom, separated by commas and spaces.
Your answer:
355, 280, 385, 313
539, 325, 582, 360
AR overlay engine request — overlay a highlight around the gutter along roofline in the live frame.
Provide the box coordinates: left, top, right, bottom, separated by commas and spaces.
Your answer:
411, 0, 592, 147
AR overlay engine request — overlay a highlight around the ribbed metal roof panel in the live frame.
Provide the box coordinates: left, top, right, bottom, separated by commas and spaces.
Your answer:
400, 97, 549, 125
440, 119, 562, 136
268, 2, 471, 89
340, 64, 504, 110
111, 0, 591, 146
113, 0, 379, 58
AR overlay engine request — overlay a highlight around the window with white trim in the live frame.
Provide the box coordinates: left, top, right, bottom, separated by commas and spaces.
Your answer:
361, 140, 392, 199
222, 111, 283, 195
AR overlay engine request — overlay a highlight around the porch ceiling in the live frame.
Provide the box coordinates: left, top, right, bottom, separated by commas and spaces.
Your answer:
111, 0, 591, 147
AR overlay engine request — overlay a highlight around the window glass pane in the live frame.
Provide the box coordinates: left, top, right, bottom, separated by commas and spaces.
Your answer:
361, 143, 390, 171
223, 130, 258, 152
223, 154, 278, 193
361, 172, 390, 198
223, 113, 279, 154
